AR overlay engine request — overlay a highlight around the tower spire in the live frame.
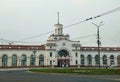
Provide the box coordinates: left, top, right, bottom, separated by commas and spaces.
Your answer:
57, 12, 59, 24
54, 12, 63, 35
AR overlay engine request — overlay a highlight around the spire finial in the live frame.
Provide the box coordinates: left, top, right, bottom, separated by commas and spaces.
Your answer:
57, 12, 59, 24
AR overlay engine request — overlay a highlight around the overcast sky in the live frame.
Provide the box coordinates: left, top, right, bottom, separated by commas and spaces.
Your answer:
0, 0, 120, 47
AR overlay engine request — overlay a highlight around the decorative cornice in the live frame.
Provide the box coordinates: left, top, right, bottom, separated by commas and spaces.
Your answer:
0, 45, 45, 50
46, 43, 56, 46
0, 45, 120, 51
80, 46, 120, 51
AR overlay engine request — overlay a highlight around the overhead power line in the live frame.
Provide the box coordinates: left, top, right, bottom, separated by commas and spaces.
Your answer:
20, 31, 53, 41
0, 38, 35, 45
71, 34, 96, 40
13, 6, 120, 42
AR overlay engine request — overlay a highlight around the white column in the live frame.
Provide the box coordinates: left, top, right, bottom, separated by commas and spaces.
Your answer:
45, 55, 49, 66
70, 56, 73, 66
27, 57, 30, 66
52, 57, 56, 66
114, 57, 117, 66
84, 57, 88, 66
0, 57, 2, 66
92, 57, 95, 66
55, 58, 57, 66
17, 57, 21, 66
8, 57, 11, 67
17, 58, 19, 66
107, 57, 110, 66
100, 57, 103, 66
35, 56, 39, 66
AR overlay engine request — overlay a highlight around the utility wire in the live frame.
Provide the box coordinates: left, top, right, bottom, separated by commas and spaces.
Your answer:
2, 6, 120, 44
20, 31, 53, 41
71, 34, 96, 40
0, 38, 34, 44
19, 6, 120, 41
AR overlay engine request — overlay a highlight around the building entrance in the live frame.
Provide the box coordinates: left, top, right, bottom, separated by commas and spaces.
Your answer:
58, 59, 70, 67
57, 49, 70, 67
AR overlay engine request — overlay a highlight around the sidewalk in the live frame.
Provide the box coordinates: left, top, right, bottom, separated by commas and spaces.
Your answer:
0, 68, 30, 71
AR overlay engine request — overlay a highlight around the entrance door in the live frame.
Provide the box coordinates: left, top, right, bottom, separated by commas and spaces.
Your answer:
58, 59, 70, 67
57, 49, 70, 67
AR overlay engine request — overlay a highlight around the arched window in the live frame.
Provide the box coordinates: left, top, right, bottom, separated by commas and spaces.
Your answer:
2, 55, 8, 66
81, 55, 84, 65
58, 50, 69, 57
21, 54, 27, 66
87, 55, 92, 65
95, 55, 99, 65
117, 55, 120, 65
39, 55, 44, 65
103, 55, 107, 65
12, 55, 17, 66
110, 55, 114, 65
30, 54, 35, 66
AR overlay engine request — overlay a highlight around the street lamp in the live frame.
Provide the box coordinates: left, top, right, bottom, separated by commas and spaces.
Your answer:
33, 49, 37, 55
92, 21, 104, 69
33, 49, 37, 66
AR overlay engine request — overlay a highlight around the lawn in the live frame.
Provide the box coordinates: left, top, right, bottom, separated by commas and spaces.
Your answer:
29, 68, 120, 75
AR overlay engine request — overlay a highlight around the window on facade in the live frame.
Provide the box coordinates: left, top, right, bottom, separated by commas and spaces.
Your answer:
81, 55, 84, 65
30, 54, 35, 66
50, 60, 52, 65
21, 54, 27, 66
2, 55, 8, 66
75, 60, 78, 65
75, 52, 78, 57
95, 55, 99, 65
117, 55, 120, 65
12, 55, 17, 66
50, 52, 52, 57
58, 50, 69, 57
39, 55, 44, 65
58, 28, 60, 35
110, 55, 114, 65
50, 46, 52, 49
103, 55, 107, 65
87, 55, 92, 65
75, 47, 77, 50
54, 37, 57, 40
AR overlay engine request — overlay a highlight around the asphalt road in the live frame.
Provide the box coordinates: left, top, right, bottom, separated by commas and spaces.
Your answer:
0, 70, 119, 82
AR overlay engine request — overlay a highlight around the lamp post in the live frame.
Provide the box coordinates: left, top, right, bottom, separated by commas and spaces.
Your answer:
33, 49, 37, 66
92, 21, 103, 69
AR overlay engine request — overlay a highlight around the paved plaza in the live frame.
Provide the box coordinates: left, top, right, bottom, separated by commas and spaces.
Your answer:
0, 69, 120, 82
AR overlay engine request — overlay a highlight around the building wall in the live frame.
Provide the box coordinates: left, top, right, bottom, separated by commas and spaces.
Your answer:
0, 50, 45, 67
80, 50, 120, 67
0, 47, 120, 67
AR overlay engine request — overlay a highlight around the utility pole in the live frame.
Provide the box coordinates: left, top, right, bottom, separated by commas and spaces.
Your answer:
33, 48, 37, 66
92, 21, 103, 69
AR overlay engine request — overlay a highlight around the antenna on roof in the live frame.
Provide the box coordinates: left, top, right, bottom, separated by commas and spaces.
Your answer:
57, 12, 59, 24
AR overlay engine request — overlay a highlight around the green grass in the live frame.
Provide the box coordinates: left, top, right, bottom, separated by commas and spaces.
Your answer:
29, 68, 120, 75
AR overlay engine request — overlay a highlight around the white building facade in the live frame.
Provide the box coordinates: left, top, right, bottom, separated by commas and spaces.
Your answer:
0, 21, 120, 68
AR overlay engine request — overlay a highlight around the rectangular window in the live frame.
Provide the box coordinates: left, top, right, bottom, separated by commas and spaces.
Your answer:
50, 52, 52, 57
75, 53, 78, 57
50, 60, 52, 65
76, 60, 78, 65
50, 46, 52, 49
75, 47, 77, 50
